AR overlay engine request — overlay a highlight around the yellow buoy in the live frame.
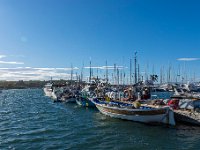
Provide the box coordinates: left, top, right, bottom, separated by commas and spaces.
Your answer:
133, 101, 141, 108
105, 95, 110, 102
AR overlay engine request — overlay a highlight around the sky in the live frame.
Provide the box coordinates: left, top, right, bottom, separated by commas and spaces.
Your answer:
0, 0, 200, 82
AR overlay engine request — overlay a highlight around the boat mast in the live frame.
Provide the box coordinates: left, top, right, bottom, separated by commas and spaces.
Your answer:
162, 66, 165, 83
96, 68, 99, 79
76, 72, 78, 81
122, 57, 125, 85
138, 64, 140, 82
120, 71, 122, 85
106, 60, 108, 84
178, 64, 181, 83
81, 62, 84, 82
71, 64, 73, 81
89, 59, 92, 82
169, 64, 171, 83
123, 72, 126, 85
146, 61, 149, 81
134, 52, 137, 84
160, 67, 163, 84
50, 77, 52, 83
130, 58, 132, 85
112, 73, 114, 85
117, 68, 119, 86
145, 64, 147, 81
114, 63, 117, 85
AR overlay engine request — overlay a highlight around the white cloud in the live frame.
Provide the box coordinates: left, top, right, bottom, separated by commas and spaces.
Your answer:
84, 65, 127, 70
0, 54, 24, 65
0, 55, 6, 59
34, 67, 79, 71
0, 67, 79, 81
0, 61, 24, 64
177, 58, 200, 61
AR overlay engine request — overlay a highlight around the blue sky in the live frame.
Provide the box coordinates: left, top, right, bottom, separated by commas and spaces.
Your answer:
0, 0, 200, 81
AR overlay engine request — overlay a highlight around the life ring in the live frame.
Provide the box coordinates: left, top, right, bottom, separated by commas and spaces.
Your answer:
122, 89, 133, 101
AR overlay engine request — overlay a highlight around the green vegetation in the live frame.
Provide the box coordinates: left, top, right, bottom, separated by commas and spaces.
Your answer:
0, 80, 46, 89
0, 80, 86, 89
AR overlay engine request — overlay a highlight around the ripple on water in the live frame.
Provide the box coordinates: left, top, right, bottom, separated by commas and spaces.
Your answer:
1, 89, 200, 150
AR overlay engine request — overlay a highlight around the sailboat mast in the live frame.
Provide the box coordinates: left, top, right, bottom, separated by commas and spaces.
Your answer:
114, 63, 116, 85
71, 64, 73, 81
81, 62, 84, 82
169, 64, 171, 83
97, 68, 99, 79
106, 60, 108, 84
130, 58, 132, 84
117, 68, 119, 85
123, 72, 125, 85
120, 71, 122, 85
89, 60, 92, 82
160, 67, 162, 84
50, 77, 52, 83
134, 52, 137, 84
138, 64, 140, 82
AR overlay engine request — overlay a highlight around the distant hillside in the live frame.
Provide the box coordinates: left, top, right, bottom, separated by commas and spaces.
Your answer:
0, 80, 75, 89
0, 80, 45, 89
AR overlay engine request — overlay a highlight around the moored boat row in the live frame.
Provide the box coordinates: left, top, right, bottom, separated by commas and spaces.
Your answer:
43, 79, 200, 126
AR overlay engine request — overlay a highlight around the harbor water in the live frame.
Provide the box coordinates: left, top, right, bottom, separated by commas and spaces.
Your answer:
1, 89, 200, 150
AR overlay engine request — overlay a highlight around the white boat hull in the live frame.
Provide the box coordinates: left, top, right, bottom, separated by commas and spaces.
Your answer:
51, 91, 58, 99
95, 104, 175, 126
43, 88, 52, 97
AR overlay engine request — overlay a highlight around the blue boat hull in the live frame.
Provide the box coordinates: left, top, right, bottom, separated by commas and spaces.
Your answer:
76, 96, 96, 107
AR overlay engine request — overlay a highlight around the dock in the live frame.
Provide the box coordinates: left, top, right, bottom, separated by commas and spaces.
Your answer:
174, 110, 200, 126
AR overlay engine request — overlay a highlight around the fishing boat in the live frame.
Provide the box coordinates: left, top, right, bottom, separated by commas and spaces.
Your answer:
60, 95, 76, 103
60, 87, 79, 103
75, 82, 97, 107
51, 87, 65, 100
76, 96, 96, 107
51, 85, 78, 102
43, 83, 53, 97
92, 99, 175, 126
